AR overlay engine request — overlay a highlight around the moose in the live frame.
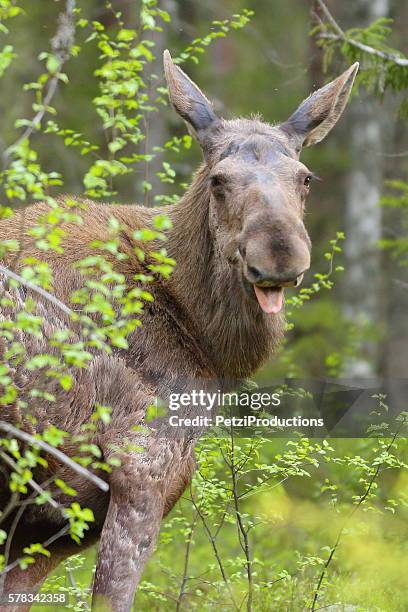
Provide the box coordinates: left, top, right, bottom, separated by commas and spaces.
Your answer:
0, 51, 358, 611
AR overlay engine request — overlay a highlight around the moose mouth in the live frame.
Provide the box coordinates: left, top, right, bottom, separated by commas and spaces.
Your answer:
253, 285, 284, 315
253, 274, 304, 315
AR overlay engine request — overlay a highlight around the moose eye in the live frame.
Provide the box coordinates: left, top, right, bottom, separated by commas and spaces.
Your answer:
304, 174, 313, 187
210, 174, 225, 189
210, 174, 229, 198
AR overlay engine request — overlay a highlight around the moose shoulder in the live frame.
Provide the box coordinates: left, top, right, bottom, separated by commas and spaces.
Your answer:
0, 52, 358, 612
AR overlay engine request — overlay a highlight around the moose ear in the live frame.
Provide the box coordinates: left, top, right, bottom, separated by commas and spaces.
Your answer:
163, 49, 220, 148
281, 62, 359, 149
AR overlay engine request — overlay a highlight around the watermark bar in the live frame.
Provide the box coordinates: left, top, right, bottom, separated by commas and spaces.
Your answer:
146, 377, 408, 438
0, 592, 68, 606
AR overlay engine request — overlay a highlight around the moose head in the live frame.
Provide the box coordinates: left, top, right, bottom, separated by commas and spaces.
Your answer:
164, 50, 358, 315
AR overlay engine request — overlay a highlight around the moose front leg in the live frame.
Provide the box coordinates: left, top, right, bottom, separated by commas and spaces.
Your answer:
92, 466, 165, 612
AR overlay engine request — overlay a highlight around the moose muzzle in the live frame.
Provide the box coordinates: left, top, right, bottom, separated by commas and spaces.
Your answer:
241, 220, 311, 315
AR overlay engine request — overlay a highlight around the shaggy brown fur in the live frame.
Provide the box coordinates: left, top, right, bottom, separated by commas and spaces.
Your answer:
0, 52, 358, 611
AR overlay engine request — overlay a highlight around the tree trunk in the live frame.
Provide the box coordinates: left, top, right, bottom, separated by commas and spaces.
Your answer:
337, 0, 389, 376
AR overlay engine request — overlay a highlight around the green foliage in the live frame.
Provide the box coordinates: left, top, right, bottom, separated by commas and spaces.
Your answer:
132, 432, 407, 611
286, 232, 345, 313
313, 16, 408, 105
175, 10, 254, 65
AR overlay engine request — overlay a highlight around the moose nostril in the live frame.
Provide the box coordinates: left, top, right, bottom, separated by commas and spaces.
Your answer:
238, 244, 246, 258
247, 265, 262, 281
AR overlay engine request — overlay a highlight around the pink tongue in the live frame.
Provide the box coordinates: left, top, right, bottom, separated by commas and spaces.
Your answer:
254, 286, 284, 314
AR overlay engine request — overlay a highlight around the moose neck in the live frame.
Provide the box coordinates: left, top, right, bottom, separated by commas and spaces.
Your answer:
166, 164, 284, 380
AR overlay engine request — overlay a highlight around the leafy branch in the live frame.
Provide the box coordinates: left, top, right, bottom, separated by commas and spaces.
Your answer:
2, 0, 77, 166
0, 421, 109, 492
312, 0, 408, 67
310, 425, 404, 610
